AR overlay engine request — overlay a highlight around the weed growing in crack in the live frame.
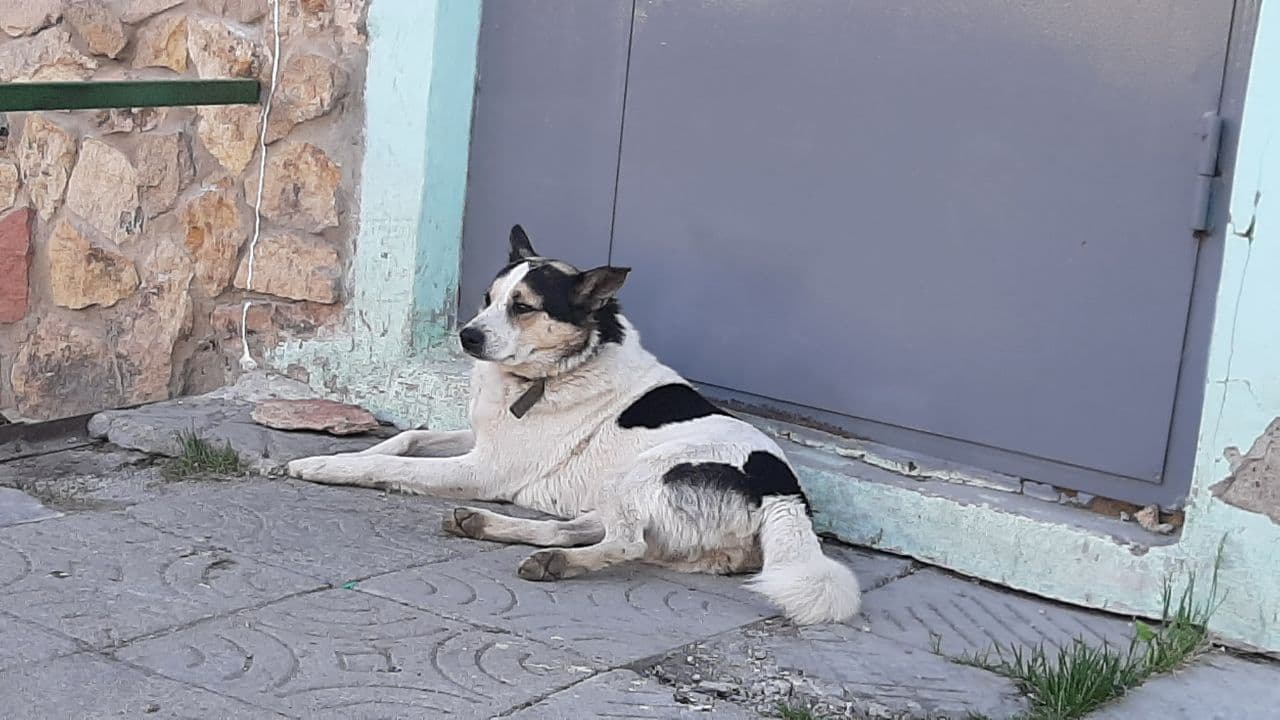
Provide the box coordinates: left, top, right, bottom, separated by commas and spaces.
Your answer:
776, 703, 818, 720
164, 431, 245, 479
950, 551, 1224, 720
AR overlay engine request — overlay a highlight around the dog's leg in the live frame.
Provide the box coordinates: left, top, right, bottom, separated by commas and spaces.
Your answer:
354, 430, 475, 458
286, 454, 490, 499
443, 508, 605, 547
517, 521, 647, 581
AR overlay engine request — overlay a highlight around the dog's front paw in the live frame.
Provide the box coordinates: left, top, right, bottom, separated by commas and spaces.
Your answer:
442, 507, 487, 539
518, 549, 569, 581
287, 456, 339, 482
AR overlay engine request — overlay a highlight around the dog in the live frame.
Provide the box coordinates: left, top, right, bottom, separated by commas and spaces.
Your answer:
287, 225, 861, 624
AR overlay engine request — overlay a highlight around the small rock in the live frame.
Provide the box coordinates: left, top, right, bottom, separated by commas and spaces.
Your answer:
136, 132, 195, 218
251, 399, 380, 436
198, 105, 260, 175
17, 114, 78, 220
672, 688, 715, 709
65, 0, 128, 59
234, 232, 341, 303
188, 17, 259, 78
47, 218, 140, 310
0, 208, 33, 324
695, 680, 737, 697
120, 0, 185, 24
132, 14, 187, 72
65, 138, 143, 245
1135, 504, 1175, 535
267, 53, 349, 142
179, 178, 247, 295
94, 107, 166, 135
254, 142, 340, 232
0, 161, 18, 211
2, 0, 62, 38
0, 27, 98, 82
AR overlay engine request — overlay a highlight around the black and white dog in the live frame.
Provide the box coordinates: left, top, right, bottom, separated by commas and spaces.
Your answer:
288, 226, 861, 624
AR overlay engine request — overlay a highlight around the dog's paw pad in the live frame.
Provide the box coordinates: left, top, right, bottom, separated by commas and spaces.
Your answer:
518, 550, 567, 582
442, 507, 486, 539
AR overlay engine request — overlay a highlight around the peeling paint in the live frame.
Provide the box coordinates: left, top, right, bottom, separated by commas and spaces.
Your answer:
1213, 417, 1280, 524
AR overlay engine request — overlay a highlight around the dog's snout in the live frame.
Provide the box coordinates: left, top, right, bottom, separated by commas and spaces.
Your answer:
459, 326, 486, 355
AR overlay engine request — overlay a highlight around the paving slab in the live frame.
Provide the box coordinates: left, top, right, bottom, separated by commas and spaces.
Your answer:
359, 545, 775, 665
860, 568, 1136, 657
647, 617, 1029, 719
0, 512, 322, 647
0, 652, 285, 719
1088, 651, 1280, 719
0, 486, 61, 527
0, 612, 80, 670
823, 541, 915, 591
507, 669, 758, 719
118, 588, 592, 719
0, 447, 160, 511
127, 478, 497, 584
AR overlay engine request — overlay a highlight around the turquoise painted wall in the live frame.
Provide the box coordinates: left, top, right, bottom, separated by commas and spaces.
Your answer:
273, 0, 1280, 652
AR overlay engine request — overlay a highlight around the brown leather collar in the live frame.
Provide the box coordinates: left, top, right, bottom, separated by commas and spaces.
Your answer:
508, 376, 547, 419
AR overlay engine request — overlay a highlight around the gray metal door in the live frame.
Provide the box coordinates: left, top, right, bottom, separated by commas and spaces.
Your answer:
462, 0, 1242, 505
459, 0, 632, 308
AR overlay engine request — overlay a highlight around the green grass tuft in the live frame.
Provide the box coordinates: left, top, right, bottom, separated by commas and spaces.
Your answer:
953, 554, 1224, 720
776, 704, 818, 720
164, 431, 244, 479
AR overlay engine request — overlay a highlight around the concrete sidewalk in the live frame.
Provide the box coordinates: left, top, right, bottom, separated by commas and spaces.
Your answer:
1, 436, 1276, 718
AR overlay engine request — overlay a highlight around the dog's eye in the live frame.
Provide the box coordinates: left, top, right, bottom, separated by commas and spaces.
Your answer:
482, 292, 491, 307
511, 302, 536, 315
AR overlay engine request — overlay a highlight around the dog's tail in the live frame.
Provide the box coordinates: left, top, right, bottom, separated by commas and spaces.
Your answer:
743, 496, 861, 624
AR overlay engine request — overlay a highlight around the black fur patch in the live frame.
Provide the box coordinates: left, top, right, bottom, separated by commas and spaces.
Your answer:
618, 384, 730, 429
518, 263, 626, 346
661, 451, 811, 514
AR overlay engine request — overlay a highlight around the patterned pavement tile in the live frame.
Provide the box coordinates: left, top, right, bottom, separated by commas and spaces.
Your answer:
358, 546, 774, 665
0, 612, 79, 670
0, 652, 285, 719
861, 568, 1135, 657
127, 478, 495, 584
0, 512, 321, 647
507, 669, 758, 719
118, 588, 591, 719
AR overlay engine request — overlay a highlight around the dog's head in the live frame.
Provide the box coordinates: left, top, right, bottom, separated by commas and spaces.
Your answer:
458, 225, 630, 373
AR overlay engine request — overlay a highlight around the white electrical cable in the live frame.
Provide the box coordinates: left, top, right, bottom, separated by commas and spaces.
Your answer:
239, 0, 283, 371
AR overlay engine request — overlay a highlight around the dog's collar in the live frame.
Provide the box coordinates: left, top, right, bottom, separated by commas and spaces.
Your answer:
508, 376, 547, 419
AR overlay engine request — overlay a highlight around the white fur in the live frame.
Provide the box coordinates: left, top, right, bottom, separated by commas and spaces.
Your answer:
287, 316, 861, 624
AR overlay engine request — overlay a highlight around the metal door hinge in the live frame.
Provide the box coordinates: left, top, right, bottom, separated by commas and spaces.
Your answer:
1191, 112, 1223, 234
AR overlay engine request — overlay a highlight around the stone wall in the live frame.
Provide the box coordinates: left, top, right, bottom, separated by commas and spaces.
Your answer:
0, 0, 367, 422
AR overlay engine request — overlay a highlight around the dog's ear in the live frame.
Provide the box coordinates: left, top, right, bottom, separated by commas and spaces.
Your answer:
574, 266, 630, 310
508, 224, 537, 262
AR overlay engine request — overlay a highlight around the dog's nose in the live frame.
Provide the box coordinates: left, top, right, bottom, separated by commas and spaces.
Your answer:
459, 326, 486, 355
